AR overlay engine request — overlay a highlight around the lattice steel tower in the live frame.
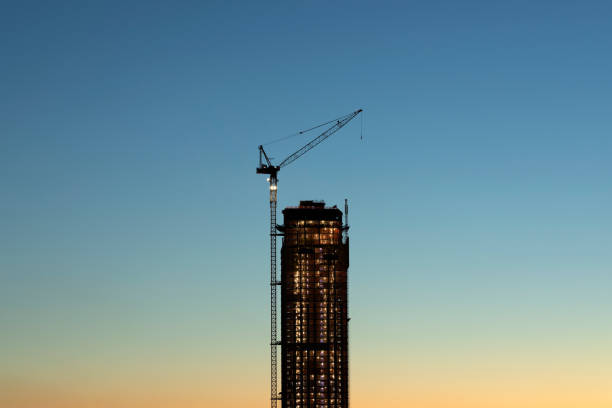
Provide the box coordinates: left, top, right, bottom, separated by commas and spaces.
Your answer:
278, 200, 349, 408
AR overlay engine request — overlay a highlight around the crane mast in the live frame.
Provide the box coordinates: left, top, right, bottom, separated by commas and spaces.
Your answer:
256, 109, 362, 408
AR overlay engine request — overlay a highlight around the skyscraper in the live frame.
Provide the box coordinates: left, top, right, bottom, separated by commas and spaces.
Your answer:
279, 200, 349, 408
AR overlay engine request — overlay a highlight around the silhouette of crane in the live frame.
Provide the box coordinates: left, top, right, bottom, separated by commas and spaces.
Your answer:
256, 109, 362, 408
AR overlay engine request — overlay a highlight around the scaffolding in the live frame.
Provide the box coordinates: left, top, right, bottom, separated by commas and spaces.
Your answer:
279, 201, 349, 408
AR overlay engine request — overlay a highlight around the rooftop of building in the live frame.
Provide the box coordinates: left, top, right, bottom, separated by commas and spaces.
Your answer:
282, 200, 343, 223
284, 200, 338, 210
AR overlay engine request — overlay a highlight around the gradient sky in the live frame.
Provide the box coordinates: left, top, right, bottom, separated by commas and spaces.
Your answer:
2, 1, 612, 407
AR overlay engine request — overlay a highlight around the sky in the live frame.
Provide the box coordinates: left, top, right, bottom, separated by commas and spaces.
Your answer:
1, 1, 611, 407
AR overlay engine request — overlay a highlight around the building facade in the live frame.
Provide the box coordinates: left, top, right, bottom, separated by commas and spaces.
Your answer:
280, 201, 349, 408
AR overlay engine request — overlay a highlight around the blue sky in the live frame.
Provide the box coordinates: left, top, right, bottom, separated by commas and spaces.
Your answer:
1, 1, 611, 406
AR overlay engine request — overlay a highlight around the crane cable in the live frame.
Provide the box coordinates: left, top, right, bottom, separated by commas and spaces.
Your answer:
360, 110, 364, 140
261, 112, 354, 147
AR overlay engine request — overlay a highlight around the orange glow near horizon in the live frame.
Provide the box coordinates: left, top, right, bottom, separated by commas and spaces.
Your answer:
3, 352, 612, 408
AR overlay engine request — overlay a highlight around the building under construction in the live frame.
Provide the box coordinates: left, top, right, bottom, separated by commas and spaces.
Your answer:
278, 200, 349, 408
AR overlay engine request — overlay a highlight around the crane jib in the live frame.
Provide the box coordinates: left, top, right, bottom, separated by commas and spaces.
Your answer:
256, 109, 362, 173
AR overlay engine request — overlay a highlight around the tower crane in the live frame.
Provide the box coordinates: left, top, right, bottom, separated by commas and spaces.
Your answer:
256, 108, 362, 408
